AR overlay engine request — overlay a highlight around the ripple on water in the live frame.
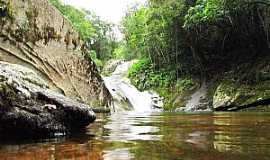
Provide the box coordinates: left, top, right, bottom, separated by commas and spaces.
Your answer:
103, 112, 163, 142
0, 112, 270, 160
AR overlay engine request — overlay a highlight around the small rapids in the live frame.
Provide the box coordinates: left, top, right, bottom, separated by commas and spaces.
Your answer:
103, 61, 163, 113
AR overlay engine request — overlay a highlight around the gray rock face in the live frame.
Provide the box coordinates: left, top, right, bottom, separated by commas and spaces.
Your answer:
0, 0, 112, 108
213, 80, 270, 111
184, 82, 211, 112
175, 82, 212, 112
0, 62, 96, 137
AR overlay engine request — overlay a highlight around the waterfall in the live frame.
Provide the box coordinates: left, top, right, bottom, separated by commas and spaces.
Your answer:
103, 61, 163, 113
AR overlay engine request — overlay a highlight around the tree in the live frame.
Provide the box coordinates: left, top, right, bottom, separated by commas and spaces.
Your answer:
49, 0, 118, 67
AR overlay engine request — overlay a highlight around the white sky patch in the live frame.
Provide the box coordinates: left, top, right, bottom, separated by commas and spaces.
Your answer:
61, 0, 146, 24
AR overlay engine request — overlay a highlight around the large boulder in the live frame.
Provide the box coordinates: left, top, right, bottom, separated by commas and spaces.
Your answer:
0, 61, 96, 137
213, 80, 270, 111
0, 0, 111, 107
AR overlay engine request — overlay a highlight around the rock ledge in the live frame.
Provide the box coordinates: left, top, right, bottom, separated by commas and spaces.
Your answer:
0, 61, 96, 137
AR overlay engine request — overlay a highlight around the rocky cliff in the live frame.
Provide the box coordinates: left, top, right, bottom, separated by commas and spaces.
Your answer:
0, 0, 111, 107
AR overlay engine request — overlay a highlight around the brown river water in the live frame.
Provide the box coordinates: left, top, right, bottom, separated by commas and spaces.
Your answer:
0, 112, 270, 160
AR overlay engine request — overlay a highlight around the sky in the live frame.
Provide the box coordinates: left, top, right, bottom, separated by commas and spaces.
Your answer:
61, 0, 146, 24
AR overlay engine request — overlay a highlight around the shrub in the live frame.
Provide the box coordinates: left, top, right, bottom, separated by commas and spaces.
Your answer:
128, 58, 176, 90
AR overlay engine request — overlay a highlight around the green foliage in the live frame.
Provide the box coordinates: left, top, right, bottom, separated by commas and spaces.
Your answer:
0, 0, 15, 22
49, 0, 95, 40
122, 7, 149, 58
112, 45, 126, 59
128, 58, 198, 110
123, 0, 270, 81
87, 51, 103, 69
86, 11, 119, 61
122, 0, 196, 76
113, 43, 134, 60
176, 78, 195, 92
49, 0, 118, 67
184, 0, 224, 28
184, 0, 270, 72
128, 59, 176, 90
123, 0, 270, 110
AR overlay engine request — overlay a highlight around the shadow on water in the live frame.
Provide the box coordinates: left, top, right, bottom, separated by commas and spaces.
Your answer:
0, 112, 270, 160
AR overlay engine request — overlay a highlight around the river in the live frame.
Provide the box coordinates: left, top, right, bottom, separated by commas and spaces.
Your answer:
1, 62, 269, 160
0, 112, 270, 160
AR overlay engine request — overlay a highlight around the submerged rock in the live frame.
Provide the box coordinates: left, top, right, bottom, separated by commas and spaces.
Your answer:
0, 62, 96, 137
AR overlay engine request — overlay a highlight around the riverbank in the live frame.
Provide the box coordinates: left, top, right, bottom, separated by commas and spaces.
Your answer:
126, 55, 270, 112
114, 0, 270, 112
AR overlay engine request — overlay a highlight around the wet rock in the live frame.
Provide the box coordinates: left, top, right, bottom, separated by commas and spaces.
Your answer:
151, 92, 164, 109
103, 60, 163, 112
102, 59, 125, 75
175, 82, 212, 112
0, 62, 96, 137
175, 107, 185, 112
213, 80, 270, 111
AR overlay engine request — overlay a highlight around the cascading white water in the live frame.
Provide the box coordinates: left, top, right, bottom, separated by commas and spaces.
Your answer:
103, 61, 163, 113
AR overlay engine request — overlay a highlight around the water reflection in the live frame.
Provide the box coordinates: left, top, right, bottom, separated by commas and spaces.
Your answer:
213, 113, 270, 155
104, 112, 162, 141
0, 112, 270, 160
103, 148, 134, 160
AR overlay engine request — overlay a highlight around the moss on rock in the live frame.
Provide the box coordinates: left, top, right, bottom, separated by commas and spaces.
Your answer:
213, 80, 270, 111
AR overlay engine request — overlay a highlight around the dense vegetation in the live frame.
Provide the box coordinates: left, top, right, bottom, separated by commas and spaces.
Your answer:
49, 0, 118, 68
125, 0, 269, 77
50, 0, 270, 110
123, 0, 270, 109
